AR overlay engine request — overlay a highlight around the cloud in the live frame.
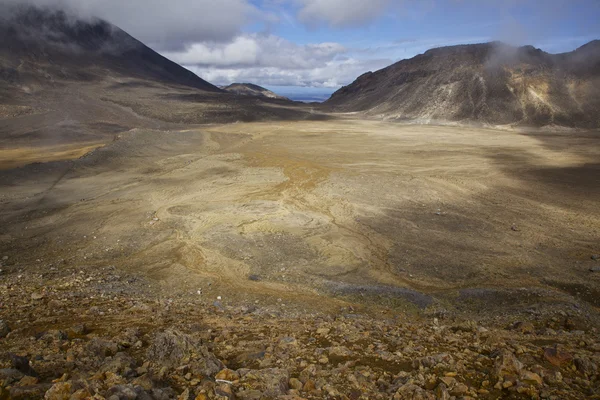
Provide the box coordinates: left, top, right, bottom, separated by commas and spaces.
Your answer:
296, 0, 393, 27
163, 32, 390, 87
164, 34, 348, 70
186, 58, 392, 88
172, 34, 391, 87
0, 0, 263, 50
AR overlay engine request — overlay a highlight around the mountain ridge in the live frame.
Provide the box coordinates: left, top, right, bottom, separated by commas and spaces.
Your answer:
0, 4, 221, 92
325, 41, 600, 128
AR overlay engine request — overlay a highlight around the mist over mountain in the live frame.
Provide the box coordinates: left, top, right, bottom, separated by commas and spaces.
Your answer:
325, 41, 600, 128
0, 4, 221, 92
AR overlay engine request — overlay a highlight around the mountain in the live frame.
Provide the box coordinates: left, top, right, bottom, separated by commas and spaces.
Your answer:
0, 5, 322, 150
325, 41, 600, 128
0, 4, 221, 92
222, 83, 290, 100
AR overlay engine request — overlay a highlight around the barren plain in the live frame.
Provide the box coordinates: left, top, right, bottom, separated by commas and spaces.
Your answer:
2, 119, 599, 314
2, 118, 600, 399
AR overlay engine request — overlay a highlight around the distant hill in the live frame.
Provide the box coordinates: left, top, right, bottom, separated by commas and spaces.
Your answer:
325, 41, 600, 128
222, 83, 289, 100
0, 4, 222, 92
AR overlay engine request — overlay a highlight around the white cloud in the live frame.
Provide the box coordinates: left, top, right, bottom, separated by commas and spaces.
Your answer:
164, 34, 347, 70
184, 56, 391, 88
296, 0, 393, 27
1, 0, 264, 49
164, 32, 377, 88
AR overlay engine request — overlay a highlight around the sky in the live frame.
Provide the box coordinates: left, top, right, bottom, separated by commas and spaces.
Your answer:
4, 0, 600, 99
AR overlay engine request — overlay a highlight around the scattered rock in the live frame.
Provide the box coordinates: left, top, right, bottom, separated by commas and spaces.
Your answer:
520, 370, 542, 386
215, 368, 240, 382
87, 338, 119, 357
67, 324, 88, 337
239, 368, 289, 398
544, 346, 573, 367
146, 330, 223, 376
31, 292, 45, 301
589, 266, 600, 272
44, 381, 72, 400
0, 368, 25, 384
591, 254, 600, 261
0, 320, 10, 338
512, 321, 535, 334
289, 377, 303, 390
9, 354, 39, 377
494, 350, 522, 380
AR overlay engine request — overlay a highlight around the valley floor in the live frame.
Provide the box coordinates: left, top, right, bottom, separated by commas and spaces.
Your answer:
1, 119, 599, 398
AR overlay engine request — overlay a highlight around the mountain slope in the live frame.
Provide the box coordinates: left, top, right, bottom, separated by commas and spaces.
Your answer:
0, 5, 326, 151
325, 41, 600, 128
0, 4, 221, 92
222, 83, 289, 100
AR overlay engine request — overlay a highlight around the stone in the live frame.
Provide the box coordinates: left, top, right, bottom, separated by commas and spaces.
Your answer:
100, 352, 137, 377
591, 254, 600, 261
439, 377, 455, 387
574, 357, 597, 375
68, 324, 88, 337
494, 350, 522, 380
303, 379, 316, 392
105, 384, 142, 400
17, 375, 39, 386
31, 292, 45, 301
589, 266, 600, 272
435, 383, 451, 400
520, 371, 543, 386
316, 327, 330, 335
215, 383, 234, 399
450, 383, 469, 396
0, 368, 25, 384
328, 346, 352, 357
8, 384, 49, 399
513, 321, 535, 334
70, 389, 93, 400
10, 354, 38, 377
239, 368, 289, 398
178, 388, 192, 400
289, 378, 303, 390
44, 381, 72, 400
0, 320, 10, 338
147, 330, 223, 376
394, 383, 436, 400
87, 338, 119, 357
216, 369, 240, 382
544, 347, 573, 367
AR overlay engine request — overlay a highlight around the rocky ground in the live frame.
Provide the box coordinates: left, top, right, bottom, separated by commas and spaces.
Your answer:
1, 256, 599, 400
1, 121, 599, 400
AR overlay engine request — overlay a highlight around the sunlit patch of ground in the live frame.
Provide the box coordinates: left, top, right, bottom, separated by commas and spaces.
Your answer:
0, 120, 598, 314
0, 142, 105, 170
